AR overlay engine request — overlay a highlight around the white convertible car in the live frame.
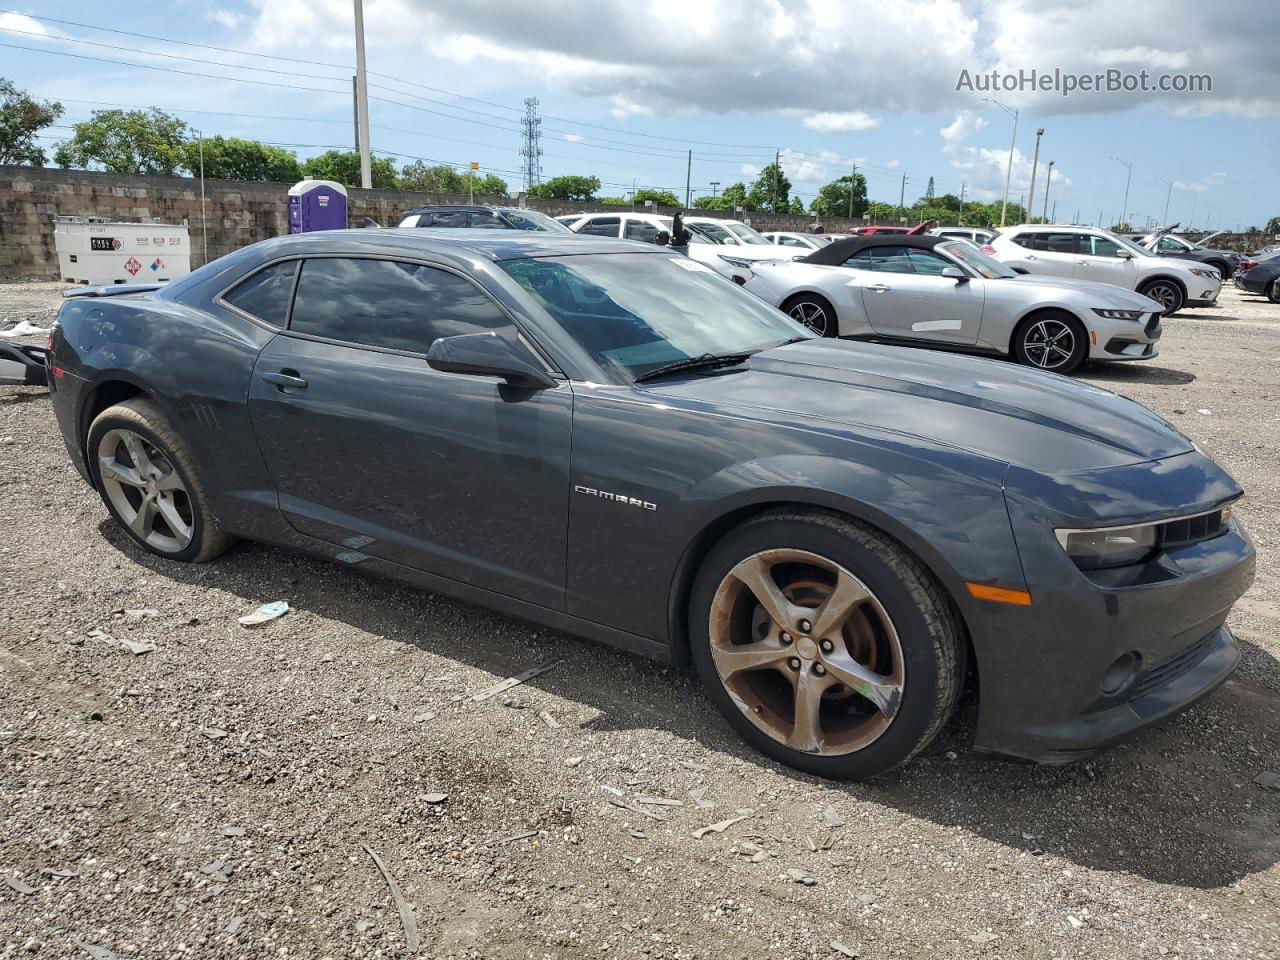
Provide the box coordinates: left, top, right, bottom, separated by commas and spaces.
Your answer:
742, 235, 1166, 374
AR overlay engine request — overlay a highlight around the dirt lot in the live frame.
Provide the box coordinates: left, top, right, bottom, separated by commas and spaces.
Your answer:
2, 280, 1279, 959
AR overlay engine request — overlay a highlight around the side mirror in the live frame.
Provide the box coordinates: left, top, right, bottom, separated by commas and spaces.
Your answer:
941, 265, 969, 282
1116, 249, 1134, 259
426, 332, 556, 389
1010, 266, 1030, 275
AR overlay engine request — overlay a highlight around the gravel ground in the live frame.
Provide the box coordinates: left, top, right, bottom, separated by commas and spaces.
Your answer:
2, 279, 1279, 959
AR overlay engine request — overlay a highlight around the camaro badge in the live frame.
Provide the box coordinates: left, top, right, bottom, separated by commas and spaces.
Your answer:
574, 485, 657, 511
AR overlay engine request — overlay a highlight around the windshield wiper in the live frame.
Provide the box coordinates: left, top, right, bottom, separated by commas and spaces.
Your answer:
634, 352, 753, 383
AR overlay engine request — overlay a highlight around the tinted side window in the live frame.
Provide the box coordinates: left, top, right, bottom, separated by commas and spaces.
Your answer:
842, 249, 878, 269
578, 217, 621, 237
866, 246, 915, 273
222, 260, 297, 326
1011, 233, 1040, 249
469, 211, 503, 228
1083, 236, 1121, 257
427, 211, 469, 228
1157, 236, 1183, 252
624, 220, 661, 242
1042, 233, 1078, 254
779, 236, 807, 248
290, 258, 513, 354
905, 249, 954, 275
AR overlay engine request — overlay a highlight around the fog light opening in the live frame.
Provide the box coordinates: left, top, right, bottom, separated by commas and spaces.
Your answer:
1101, 651, 1142, 696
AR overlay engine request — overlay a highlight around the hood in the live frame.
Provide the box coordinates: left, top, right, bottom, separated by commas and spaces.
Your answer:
712, 244, 799, 262
1007, 274, 1164, 310
648, 339, 1193, 474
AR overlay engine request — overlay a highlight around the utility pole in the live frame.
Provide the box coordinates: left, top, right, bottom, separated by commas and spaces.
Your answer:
1051, 201, 1057, 222
958, 181, 966, 224
1190, 195, 1197, 228
1160, 178, 1173, 226
685, 149, 692, 208
352, 0, 372, 189
1041, 160, 1054, 222
191, 128, 207, 266
351, 76, 359, 151
709, 181, 720, 198
1027, 127, 1044, 223
772, 149, 780, 212
1111, 156, 1133, 228
898, 173, 908, 222
1073, 208, 1079, 225
982, 97, 1018, 226
1098, 209, 1103, 228
848, 163, 857, 218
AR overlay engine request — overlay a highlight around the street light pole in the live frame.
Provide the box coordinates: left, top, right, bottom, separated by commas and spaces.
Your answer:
1111, 156, 1133, 229
1027, 128, 1044, 223
191, 127, 207, 266
982, 98, 1018, 227
1160, 178, 1174, 226
709, 181, 720, 198
1041, 160, 1054, 223
352, 0, 373, 190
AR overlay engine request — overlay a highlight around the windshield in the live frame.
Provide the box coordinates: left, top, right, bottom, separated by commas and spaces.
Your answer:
497, 208, 574, 233
501, 253, 810, 382
691, 221, 736, 244
939, 240, 1016, 279
1109, 233, 1152, 258
724, 222, 770, 244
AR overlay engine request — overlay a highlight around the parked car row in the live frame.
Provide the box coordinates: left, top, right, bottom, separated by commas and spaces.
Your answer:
48, 226, 1255, 782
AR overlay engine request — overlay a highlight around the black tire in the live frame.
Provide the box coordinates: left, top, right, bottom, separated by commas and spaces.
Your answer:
1138, 277, 1185, 316
781, 293, 838, 338
1206, 259, 1231, 281
688, 509, 964, 780
87, 397, 234, 563
1012, 311, 1087, 375
1269, 279, 1280, 305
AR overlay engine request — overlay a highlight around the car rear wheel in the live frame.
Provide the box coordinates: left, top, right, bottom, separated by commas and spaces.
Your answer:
1138, 278, 1185, 316
689, 509, 963, 780
87, 398, 233, 563
1012, 312, 1087, 374
1269, 279, 1280, 304
782, 294, 838, 337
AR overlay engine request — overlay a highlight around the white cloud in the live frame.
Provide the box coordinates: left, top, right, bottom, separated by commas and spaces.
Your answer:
1089, 46, 1191, 70
801, 111, 880, 133
0, 12, 53, 36
209, 10, 245, 30
938, 109, 1072, 201
1173, 171, 1227, 192
563, 132, 585, 142
779, 148, 842, 184
886, 159, 900, 169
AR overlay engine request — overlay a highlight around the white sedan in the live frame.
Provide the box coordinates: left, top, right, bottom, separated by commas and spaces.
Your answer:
762, 231, 835, 251
742, 235, 1165, 374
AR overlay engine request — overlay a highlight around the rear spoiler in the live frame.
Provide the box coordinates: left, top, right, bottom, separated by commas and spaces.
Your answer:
62, 283, 164, 300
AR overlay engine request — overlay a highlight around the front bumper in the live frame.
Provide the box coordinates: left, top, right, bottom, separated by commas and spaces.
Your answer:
1186, 283, 1221, 307
964, 454, 1254, 763
1087, 312, 1161, 362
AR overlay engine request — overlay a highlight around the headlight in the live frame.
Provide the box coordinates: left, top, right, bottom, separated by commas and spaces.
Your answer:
1091, 308, 1145, 321
1189, 268, 1219, 279
1055, 524, 1158, 570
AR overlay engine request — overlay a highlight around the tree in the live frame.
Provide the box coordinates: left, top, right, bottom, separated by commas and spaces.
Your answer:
300, 150, 398, 189
527, 175, 600, 201
810, 173, 867, 217
632, 188, 681, 207
747, 164, 791, 213
474, 173, 508, 196
54, 108, 188, 175
399, 161, 464, 193
0, 78, 63, 166
787, 197, 805, 214
595, 195, 627, 206
179, 136, 300, 182
693, 182, 753, 212
1265, 216, 1280, 235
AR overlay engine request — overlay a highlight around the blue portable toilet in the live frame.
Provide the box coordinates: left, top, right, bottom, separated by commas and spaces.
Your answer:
288, 179, 349, 233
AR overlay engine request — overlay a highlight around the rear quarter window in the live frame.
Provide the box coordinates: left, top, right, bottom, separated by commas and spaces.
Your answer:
221, 260, 299, 326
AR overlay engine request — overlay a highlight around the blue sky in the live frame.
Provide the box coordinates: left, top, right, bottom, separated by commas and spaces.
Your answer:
3, 0, 1277, 230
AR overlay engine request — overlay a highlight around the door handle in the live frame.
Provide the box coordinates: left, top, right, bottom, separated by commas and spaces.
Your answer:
262, 370, 308, 391
865, 283, 891, 292
1077, 260, 1088, 265
1023, 255, 1038, 261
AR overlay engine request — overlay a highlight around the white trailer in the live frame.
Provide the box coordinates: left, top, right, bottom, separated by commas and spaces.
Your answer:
54, 217, 192, 285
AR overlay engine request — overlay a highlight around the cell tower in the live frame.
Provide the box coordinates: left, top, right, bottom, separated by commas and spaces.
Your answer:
520, 97, 543, 191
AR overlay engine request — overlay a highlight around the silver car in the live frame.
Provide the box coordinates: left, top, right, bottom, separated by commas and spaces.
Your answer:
742, 235, 1164, 374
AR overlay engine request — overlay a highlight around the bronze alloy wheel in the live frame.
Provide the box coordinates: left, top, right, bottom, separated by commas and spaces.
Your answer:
96, 427, 195, 554
707, 548, 904, 755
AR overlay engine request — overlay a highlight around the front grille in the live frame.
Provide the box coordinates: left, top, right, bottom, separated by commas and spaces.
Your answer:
1132, 632, 1217, 699
1159, 510, 1226, 551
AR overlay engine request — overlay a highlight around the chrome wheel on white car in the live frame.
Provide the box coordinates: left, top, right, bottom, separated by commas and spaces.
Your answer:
782, 294, 837, 338
1013, 313, 1086, 375
1138, 279, 1184, 316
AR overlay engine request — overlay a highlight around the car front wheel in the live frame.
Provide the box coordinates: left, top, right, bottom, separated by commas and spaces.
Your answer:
87, 397, 233, 563
1012, 312, 1087, 374
782, 294, 838, 337
689, 509, 963, 780
1138, 278, 1185, 316
1269, 279, 1280, 304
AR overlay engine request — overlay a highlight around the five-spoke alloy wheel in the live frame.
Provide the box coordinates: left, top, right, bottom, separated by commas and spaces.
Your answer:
88, 398, 232, 562
690, 509, 963, 780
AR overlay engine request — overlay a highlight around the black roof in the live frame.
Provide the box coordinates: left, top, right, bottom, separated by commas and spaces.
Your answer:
801, 234, 947, 265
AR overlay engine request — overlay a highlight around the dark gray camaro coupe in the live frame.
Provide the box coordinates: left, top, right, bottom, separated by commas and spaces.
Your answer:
48, 229, 1255, 779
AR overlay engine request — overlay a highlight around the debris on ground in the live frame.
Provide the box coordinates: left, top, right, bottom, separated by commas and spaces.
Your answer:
361, 844, 420, 954
123, 608, 160, 619
74, 943, 120, 960
969, 931, 999, 944
413, 712, 436, 723
564, 756, 584, 768
485, 830, 539, 847
692, 813, 751, 839
635, 796, 682, 807
224, 916, 245, 935
198, 727, 228, 740
688, 786, 714, 809
831, 940, 858, 958
88, 628, 155, 656
1253, 770, 1280, 790
420, 793, 448, 804
821, 805, 846, 828
786, 867, 818, 886
237, 600, 290, 627
221, 826, 245, 837
608, 797, 666, 822
537, 709, 561, 728
3, 875, 35, 894
470, 660, 559, 702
